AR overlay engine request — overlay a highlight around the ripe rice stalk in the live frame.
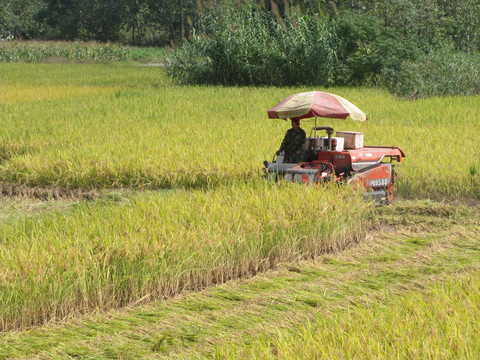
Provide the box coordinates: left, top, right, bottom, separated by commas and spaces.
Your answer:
212, 273, 480, 359
0, 66, 478, 200
0, 182, 372, 331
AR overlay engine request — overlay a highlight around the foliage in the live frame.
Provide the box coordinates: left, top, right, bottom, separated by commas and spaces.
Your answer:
334, 11, 420, 87
3, 0, 480, 97
36, 0, 127, 42
165, 4, 480, 98
0, 0, 46, 39
2, 0, 199, 46
2, 0, 480, 52
385, 47, 480, 98
164, 6, 421, 92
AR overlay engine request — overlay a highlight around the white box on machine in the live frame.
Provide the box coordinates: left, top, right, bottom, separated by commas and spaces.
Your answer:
336, 131, 364, 149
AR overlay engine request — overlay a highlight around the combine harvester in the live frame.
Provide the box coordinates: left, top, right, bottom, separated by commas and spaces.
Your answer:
264, 91, 405, 206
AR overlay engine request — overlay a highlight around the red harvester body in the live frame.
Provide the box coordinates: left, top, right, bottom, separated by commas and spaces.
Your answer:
264, 126, 405, 206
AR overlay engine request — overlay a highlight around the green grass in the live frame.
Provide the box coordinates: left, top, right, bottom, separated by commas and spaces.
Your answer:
0, 41, 130, 63
127, 47, 170, 64
0, 62, 168, 87
0, 41, 170, 65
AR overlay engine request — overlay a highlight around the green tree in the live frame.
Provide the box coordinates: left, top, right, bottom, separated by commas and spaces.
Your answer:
37, 0, 128, 41
37, 0, 84, 39
86, 0, 127, 42
438, 0, 480, 53
0, 0, 46, 38
144, 0, 197, 45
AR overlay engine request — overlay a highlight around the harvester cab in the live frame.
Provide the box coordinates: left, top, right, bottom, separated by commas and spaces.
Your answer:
264, 91, 405, 206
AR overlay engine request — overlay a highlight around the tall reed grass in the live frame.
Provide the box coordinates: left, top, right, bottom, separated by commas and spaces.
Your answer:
0, 183, 371, 331
166, 5, 480, 99
165, 6, 339, 86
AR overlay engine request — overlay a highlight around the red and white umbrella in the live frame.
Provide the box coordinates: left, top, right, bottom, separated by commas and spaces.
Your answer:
267, 91, 367, 121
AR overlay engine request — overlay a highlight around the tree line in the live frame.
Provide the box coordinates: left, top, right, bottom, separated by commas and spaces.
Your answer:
1, 0, 479, 52
0, 0, 196, 45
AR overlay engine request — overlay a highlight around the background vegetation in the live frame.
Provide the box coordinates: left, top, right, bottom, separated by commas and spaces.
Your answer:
165, 3, 480, 98
2, 0, 480, 97
3, 0, 480, 50
0, 41, 129, 62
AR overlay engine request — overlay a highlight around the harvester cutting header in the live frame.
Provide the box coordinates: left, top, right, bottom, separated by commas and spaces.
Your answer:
263, 91, 405, 206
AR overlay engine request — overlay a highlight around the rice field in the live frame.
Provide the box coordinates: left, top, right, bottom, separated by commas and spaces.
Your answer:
2, 200, 479, 359
0, 62, 479, 357
214, 273, 480, 359
0, 183, 371, 331
0, 64, 479, 198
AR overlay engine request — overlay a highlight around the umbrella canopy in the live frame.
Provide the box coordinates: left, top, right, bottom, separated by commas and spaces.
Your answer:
267, 91, 367, 121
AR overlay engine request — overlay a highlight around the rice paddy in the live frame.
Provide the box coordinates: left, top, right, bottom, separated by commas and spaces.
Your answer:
1, 201, 479, 359
0, 183, 371, 331
0, 62, 479, 358
1, 64, 479, 198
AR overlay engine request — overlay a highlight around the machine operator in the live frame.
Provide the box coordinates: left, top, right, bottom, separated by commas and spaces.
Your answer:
276, 118, 306, 163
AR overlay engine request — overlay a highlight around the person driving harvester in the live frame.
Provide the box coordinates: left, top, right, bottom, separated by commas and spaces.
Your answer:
276, 118, 306, 163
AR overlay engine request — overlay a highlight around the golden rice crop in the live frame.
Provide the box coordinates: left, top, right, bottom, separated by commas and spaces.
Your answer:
0, 182, 371, 331
0, 62, 479, 331
0, 64, 479, 199
213, 273, 480, 359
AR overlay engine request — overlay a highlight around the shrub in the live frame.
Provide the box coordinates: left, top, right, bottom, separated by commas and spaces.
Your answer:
387, 47, 480, 98
165, 6, 480, 100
